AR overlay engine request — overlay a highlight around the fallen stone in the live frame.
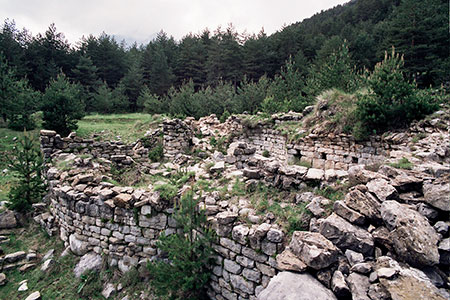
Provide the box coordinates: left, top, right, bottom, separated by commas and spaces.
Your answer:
210, 161, 225, 173
380, 200, 440, 267
433, 221, 449, 235
101, 283, 116, 299
243, 168, 260, 179
42, 249, 55, 261
377, 267, 397, 279
74, 252, 102, 278
305, 168, 325, 181
275, 248, 308, 272
258, 272, 338, 300
345, 249, 364, 266
367, 283, 391, 300
331, 270, 351, 298
423, 179, 450, 211
5, 250, 26, 263
0, 210, 17, 229
289, 231, 339, 270
18, 280, 28, 291
118, 255, 138, 273
0, 273, 6, 286
69, 234, 89, 256
40, 258, 55, 272
351, 262, 373, 274
25, 291, 41, 300
348, 165, 383, 184
333, 200, 365, 225
367, 178, 398, 201
346, 272, 370, 300
344, 187, 381, 222
19, 263, 36, 272
319, 213, 374, 256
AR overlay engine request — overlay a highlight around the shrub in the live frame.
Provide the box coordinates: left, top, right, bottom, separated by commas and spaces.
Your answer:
355, 48, 438, 138
148, 143, 164, 162
147, 190, 216, 300
262, 150, 270, 157
7, 132, 45, 212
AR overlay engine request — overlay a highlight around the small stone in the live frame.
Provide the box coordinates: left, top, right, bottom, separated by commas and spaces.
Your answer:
351, 262, 372, 274
0, 273, 6, 286
42, 249, 55, 261
25, 291, 41, 300
434, 221, 449, 235
41, 259, 55, 272
18, 280, 28, 291
377, 267, 397, 279
101, 283, 116, 299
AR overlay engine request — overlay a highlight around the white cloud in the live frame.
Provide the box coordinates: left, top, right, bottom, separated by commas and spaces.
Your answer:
0, 0, 349, 45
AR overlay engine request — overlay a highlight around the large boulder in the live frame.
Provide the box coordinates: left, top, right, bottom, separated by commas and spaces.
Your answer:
344, 187, 381, 222
73, 252, 102, 277
0, 210, 17, 229
376, 256, 448, 300
258, 272, 338, 300
423, 179, 450, 211
380, 201, 439, 267
319, 213, 374, 256
289, 231, 339, 270
366, 178, 398, 202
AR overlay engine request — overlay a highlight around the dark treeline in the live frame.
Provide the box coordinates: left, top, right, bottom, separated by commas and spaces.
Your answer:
0, 0, 448, 129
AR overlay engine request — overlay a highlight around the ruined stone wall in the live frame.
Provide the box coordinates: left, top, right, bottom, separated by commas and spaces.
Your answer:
40, 130, 148, 166
162, 119, 193, 158
237, 127, 388, 171
44, 169, 284, 299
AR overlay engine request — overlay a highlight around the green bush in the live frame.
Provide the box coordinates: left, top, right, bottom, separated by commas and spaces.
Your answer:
355, 48, 438, 138
147, 190, 216, 300
7, 132, 46, 212
148, 143, 164, 162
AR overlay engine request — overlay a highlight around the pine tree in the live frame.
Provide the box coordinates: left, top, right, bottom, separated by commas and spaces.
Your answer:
120, 60, 144, 112
7, 132, 45, 212
147, 190, 216, 300
41, 73, 85, 136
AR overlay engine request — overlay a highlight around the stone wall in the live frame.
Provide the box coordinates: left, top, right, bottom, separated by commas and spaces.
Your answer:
236, 127, 389, 171
40, 130, 148, 166
43, 163, 284, 299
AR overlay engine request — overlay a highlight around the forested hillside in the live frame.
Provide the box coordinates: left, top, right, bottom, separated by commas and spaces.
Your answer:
0, 0, 448, 130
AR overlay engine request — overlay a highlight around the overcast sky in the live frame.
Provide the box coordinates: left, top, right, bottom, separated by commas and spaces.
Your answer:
1, 0, 349, 45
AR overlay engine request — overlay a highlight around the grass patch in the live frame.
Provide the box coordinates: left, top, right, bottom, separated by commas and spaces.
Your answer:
76, 113, 164, 143
249, 183, 311, 234
388, 157, 413, 170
